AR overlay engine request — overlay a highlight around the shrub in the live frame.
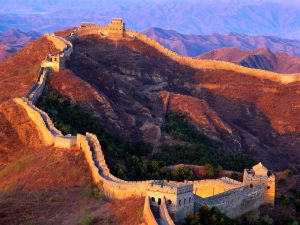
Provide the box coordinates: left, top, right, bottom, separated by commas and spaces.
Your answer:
171, 168, 194, 181
78, 216, 97, 225
284, 169, 293, 177
82, 186, 104, 200
230, 172, 242, 181
183, 206, 238, 225
203, 163, 215, 178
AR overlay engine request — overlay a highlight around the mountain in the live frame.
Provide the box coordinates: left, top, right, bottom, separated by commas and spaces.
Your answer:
143, 27, 300, 58
0, 35, 144, 225
0, 27, 299, 224
0, 28, 40, 61
198, 47, 300, 73
44, 32, 299, 172
1, 0, 300, 39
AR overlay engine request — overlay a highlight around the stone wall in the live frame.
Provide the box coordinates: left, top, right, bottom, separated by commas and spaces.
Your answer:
195, 185, 265, 218
125, 30, 300, 84
143, 196, 159, 225
12, 25, 276, 225
160, 197, 176, 225
14, 33, 78, 149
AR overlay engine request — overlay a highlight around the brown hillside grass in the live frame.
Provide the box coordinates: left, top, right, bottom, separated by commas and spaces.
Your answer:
0, 37, 57, 102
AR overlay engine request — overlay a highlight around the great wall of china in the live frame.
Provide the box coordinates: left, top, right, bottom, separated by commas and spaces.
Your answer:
13, 18, 276, 224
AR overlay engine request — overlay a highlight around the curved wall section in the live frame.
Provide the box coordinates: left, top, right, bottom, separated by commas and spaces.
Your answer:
13, 23, 276, 225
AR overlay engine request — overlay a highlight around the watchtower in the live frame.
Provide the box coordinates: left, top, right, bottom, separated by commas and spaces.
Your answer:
147, 180, 194, 223
41, 53, 65, 72
107, 18, 125, 38
243, 162, 275, 206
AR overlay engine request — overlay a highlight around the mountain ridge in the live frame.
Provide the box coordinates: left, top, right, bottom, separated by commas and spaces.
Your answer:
0, 28, 40, 61
198, 47, 300, 73
143, 27, 300, 58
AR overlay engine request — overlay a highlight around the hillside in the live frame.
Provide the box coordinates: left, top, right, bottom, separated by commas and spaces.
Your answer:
0, 27, 299, 224
198, 47, 300, 73
37, 33, 299, 172
143, 27, 300, 58
0, 28, 40, 61
0, 35, 144, 225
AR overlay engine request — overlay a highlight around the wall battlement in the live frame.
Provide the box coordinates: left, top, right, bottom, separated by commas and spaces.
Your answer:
13, 19, 276, 225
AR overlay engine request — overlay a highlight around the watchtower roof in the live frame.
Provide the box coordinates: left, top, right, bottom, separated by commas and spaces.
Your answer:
112, 18, 122, 21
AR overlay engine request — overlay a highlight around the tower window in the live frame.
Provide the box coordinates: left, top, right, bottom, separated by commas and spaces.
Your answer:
151, 197, 155, 202
167, 200, 172, 205
267, 186, 270, 190
158, 198, 161, 205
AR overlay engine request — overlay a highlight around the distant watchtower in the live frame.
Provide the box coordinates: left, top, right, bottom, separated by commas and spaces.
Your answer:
107, 18, 125, 38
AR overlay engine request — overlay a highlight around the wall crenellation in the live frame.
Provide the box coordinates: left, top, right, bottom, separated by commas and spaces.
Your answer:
13, 18, 276, 225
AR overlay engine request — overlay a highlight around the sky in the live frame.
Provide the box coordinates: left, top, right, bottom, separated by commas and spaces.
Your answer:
0, 0, 300, 39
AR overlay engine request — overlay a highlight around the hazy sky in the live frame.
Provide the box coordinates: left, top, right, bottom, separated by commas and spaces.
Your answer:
1, 0, 300, 38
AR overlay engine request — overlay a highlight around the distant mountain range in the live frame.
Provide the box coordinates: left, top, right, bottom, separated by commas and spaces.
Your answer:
0, 29, 40, 61
198, 48, 300, 74
143, 27, 300, 73
143, 28, 300, 58
1, 0, 300, 39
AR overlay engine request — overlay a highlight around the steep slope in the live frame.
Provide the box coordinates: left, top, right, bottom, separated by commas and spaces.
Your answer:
143, 27, 300, 58
0, 34, 143, 225
198, 48, 300, 73
46, 33, 300, 171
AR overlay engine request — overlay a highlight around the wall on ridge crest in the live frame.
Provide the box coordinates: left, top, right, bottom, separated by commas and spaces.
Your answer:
13, 98, 55, 146
13, 28, 274, 225
125, 30, 300, 84
45, 33, 69, 51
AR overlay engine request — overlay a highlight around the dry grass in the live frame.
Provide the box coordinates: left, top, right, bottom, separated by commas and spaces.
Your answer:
0, 154, 36, 179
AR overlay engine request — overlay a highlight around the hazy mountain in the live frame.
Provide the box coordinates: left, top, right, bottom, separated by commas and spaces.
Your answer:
143, 27, 300, 58
1, 0, 300, 39
0, 28, 40, 61
198, 48, 300, 73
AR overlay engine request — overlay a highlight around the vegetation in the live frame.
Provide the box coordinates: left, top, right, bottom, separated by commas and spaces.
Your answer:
183, 206, 238, 225
77, 216, 98, 225
38, 90, 255, 182
82, 186, 105, 200
37, 90, 192, 181
0, 154, 36, 179
158, 112, 256, 172
284, 169, 293, 177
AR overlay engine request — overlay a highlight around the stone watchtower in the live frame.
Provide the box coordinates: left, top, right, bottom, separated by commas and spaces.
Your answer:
41, 53, 65, 72
107, 18, 125, 38
243, 162, 275, 206
147, 180, 194, 223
